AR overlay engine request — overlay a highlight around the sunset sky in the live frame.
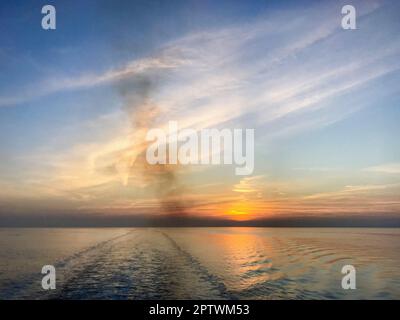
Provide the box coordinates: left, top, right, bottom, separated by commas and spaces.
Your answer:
1, 0, 400, 226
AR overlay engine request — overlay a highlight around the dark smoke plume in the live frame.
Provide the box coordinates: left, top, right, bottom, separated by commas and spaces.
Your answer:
118, 73, 187, 220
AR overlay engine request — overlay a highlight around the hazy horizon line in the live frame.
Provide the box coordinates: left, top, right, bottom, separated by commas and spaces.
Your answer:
1, 214, 399, 228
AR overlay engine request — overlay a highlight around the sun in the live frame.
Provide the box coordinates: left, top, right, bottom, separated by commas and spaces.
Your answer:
229, 209, 247, 216
225, 202, 254, 221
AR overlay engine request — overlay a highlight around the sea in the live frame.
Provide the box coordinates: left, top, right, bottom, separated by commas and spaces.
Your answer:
0, 227, 399, 299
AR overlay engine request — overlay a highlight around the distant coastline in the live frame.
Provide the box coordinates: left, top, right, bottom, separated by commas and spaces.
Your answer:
1, 214, 399, 228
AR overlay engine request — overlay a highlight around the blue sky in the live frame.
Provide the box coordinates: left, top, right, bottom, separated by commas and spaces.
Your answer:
0, 0, 400, 225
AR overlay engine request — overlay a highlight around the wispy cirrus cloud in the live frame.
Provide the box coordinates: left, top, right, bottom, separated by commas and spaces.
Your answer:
364, 163, 400, 174
1, 0, 400, 221
0, 54, 186, 108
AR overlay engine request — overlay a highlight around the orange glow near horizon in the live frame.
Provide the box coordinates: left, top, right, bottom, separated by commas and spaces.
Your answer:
224, 202, 258, 221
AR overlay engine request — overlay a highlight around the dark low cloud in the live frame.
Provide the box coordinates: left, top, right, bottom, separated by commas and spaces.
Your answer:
1, 212, 400, 228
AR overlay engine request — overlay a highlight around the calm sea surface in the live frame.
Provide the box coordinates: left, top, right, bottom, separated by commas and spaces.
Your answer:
0, 228, 399, 299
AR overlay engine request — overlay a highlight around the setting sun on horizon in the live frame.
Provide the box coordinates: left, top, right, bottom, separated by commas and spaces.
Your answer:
1, 0, 400, 227
1, 0, 400, 303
